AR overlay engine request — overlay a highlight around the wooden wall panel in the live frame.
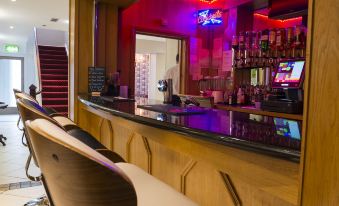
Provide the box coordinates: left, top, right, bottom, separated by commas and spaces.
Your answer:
78, 108, 102, 139
300, 0, 339, 205
99, 119, 114, 149
147, 138, 192, 192
111, 123, 133, 160
79, 102, 300, 206
126, 133, 150, 172
95, 3, 118, 75
69, 0, 94, 122
184, 162, 236, 205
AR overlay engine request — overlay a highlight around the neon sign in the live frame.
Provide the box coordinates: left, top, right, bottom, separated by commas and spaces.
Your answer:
199, 0, 218, 4
197, 9, 223, 26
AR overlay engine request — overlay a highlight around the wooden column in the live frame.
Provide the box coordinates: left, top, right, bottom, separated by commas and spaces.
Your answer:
69, 0, 95, 122
95, 2, 119, 76
299, 0, 339, 205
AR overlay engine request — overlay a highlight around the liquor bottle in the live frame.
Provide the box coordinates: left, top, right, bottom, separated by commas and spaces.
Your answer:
231, 35, 239, 67
286, 27, 295, 58
237, 86, 245, 105
250, 31, 259, 67
276, 28, 286, 58
257, 31, 263, 67
269, 29, 277, 59
294, 25, 306, 58
238, 32, 245, 68
260, 29, 269, 55
260, 29, 269, 67
244, 31, 252, 67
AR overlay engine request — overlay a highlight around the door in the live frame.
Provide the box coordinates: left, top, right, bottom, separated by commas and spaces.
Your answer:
0, 57, 24, 114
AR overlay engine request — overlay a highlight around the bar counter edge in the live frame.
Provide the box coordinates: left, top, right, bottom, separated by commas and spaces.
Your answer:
76, 94, 300, 206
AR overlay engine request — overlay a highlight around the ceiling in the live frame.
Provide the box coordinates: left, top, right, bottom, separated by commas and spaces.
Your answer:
0, 0, 69, 46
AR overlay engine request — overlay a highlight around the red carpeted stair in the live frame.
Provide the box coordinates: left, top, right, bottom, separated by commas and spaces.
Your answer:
38, 45, 68, 116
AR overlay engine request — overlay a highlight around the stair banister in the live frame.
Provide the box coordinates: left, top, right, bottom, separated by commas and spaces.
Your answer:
33, 27, 42, 96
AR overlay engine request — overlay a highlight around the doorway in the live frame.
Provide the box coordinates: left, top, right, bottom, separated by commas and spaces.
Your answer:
0, 57, 24, 114
134, 33, 187, 101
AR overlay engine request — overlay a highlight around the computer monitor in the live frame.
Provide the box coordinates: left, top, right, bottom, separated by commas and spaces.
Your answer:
274, 118, 301, 140
272, 60, 305, 88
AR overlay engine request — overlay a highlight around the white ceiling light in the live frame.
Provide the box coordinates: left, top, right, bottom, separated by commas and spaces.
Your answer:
9, 26, 14, 29
11, 0, 17, 2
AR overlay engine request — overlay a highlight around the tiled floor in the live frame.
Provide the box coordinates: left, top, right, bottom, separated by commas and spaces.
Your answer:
0, 115, 46, 206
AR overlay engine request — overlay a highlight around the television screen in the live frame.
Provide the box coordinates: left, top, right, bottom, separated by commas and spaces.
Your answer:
272, 60, 305, 88
274, 118, 301, 140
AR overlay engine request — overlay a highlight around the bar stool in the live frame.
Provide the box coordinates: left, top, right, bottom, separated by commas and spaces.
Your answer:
25, 119, 198, 206
16, 98, 124, 206
0, 102, 8, 146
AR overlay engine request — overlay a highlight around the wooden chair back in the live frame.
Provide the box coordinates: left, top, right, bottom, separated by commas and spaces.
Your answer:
26, 119, 137, 206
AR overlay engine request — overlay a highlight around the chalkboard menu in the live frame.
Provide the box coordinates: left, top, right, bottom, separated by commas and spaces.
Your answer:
88, 67, 106, 94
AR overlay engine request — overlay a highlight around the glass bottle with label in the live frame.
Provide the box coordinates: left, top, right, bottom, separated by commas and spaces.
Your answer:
251, 31, 259, 67
260, 29, 269, 67
286, 27, 295, 58
232, 35, 239, 67
244, 31, 252, 67
276, 28, 286, 58
238, 32, 245, 68
269, 29, 277, 59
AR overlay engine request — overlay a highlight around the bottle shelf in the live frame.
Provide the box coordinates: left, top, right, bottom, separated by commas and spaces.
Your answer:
215, 104, 303, 120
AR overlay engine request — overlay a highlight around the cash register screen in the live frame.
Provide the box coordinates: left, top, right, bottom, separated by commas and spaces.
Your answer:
274, 118, 301, 140
272, 60, 305, 88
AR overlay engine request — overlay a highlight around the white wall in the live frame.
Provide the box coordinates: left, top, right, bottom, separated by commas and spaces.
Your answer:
0, 28, 67, 98
0, 37, 38, 94
136, 39, 166, 54
36, 28, 68, 47
24, 31, 41, 103
165, 39, 179, 70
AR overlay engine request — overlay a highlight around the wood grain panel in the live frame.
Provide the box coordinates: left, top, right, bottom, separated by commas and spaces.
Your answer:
78, 108, 102, 140
147, 138, 193, 192
95, 3, 118, 75
126, 133, 149, 172
184, 162, 235, 206
300, 0, 339, 205
99, 119, 114, 149
78, 102, 300, 206
69, 0, 94, 122
112, 124, 134, 160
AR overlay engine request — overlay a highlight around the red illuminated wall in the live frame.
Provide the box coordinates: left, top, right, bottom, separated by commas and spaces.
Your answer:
118, 0, 251, 95
117, 0, 303, 95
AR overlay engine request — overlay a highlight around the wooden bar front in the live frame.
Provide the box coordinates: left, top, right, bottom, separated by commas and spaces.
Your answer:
78, 101, 299, 206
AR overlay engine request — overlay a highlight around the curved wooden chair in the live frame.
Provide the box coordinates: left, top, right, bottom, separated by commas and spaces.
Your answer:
16, 98, 124, 161
14, 91, 73, 128
25, 119, 198, 206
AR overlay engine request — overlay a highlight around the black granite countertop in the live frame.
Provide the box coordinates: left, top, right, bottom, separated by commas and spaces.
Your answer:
79, 95, 302, 162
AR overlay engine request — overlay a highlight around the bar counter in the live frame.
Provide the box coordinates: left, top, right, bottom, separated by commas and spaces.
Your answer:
79, 95, 301, 161
77, 94, 301, 206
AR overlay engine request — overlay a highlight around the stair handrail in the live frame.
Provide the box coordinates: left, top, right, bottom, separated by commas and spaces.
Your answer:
34, 27, 42, 95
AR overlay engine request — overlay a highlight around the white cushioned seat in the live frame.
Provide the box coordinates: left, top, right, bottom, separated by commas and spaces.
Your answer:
52, 116, 76, 127
116, 163, 198, 206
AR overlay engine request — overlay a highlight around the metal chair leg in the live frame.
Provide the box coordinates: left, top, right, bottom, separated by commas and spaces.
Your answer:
0, 134, 6, 146
24, 196, 50, 206
23, 154, 52, 206
25, 153, 41, 182
17, 116, 24, 131
22, 132, 27, 147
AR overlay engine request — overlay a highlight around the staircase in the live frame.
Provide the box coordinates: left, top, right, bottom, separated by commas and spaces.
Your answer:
38, 45, 68, 116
